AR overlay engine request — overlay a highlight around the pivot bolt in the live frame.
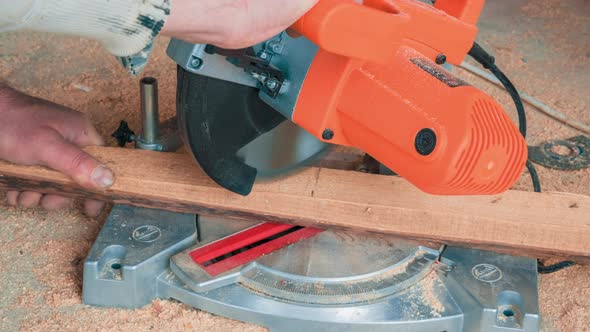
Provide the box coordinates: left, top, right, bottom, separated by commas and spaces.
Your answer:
415, 128, 437, 155
322, 129, 335, 141
111, 120, 136, 147
435, 54, 447, 65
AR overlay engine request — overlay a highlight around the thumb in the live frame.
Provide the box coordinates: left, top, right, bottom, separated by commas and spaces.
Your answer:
37, 134, 115, 190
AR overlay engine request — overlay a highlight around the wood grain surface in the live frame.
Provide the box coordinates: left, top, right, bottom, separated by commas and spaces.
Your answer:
0, 146, 588, 262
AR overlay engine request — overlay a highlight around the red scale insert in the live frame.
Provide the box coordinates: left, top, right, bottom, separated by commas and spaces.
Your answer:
189, 223, 324, 276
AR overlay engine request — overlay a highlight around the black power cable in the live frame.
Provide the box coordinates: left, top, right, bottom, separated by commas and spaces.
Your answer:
468, 42, 527, 137
468, 42, 574, 273
526, 160, 542, 193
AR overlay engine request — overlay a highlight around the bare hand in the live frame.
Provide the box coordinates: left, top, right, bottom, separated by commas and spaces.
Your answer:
0, 84, 113, 217
161, 0, 319, 49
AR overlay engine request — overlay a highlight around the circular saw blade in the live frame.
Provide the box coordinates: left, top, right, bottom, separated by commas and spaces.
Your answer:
236, 120, 327, 179
177, 66, 326, 195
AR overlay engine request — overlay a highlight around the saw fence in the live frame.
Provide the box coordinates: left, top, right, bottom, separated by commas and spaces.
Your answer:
0, 146, 588, 262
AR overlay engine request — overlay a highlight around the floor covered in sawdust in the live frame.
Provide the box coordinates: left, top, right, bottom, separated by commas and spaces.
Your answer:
0, 0, 588, 331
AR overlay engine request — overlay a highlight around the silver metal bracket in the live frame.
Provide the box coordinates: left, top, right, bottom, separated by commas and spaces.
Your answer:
166, 33, 318, 120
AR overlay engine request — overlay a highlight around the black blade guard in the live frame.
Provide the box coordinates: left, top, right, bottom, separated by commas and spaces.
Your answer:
176, 66, 286, 196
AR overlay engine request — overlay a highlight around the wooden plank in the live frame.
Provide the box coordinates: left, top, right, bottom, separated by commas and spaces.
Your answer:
0, 146, 589, 262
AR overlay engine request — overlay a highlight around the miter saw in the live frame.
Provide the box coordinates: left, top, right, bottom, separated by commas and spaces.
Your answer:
90, 0, 540, 331
167, 0, 528, 196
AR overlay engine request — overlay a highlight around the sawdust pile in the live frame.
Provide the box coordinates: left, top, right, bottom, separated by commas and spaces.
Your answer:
538, 261, 590, 332
0, 196, 266, 332
0, 0, 589, 330
399, 273, 446, 319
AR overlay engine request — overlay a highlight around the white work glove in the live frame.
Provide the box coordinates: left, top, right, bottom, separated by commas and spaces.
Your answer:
0, 0, 170, 75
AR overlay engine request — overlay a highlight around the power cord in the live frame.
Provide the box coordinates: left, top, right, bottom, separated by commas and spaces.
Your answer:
526, 160, 542, 193
467, 42, 574, 273
468, 42, 527, 137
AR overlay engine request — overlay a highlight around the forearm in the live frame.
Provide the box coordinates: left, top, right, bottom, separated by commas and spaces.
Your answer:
161, 0, 242, 47
0, 0, 318, 72
161, 0, 318, 49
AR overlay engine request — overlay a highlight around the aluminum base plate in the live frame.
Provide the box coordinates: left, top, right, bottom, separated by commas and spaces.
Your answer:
83, 205, 540, 332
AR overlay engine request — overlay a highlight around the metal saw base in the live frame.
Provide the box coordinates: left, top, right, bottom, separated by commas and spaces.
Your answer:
82, 205, 540, 332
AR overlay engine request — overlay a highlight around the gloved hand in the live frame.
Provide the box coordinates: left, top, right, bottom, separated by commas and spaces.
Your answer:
161, 0, 319, 49
0, 0, 170, 57
0, 84, 113, 217
0, 0, 317, 74
0, 0, 171, 75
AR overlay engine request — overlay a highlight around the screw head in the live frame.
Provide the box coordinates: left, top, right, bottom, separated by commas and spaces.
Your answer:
266, 79, 279, 90
415, 129, 437, 155
322, 129, 335, 140
259, 52, 269, 60
435, 54, 447, 65
189, 57, 203, 69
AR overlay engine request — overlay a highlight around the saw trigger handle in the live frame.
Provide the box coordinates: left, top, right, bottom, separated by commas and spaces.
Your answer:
292, 0, 485, 65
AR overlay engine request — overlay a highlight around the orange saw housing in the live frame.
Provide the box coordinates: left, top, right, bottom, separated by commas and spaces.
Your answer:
291, 0, 527, 195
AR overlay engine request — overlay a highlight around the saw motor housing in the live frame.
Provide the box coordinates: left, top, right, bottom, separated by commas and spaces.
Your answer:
169, 0, 527, 195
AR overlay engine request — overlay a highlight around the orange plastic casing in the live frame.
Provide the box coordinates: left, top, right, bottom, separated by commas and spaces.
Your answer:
291, 0, 527, 195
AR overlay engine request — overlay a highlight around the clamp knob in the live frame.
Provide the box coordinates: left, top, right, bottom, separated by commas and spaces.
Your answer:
112, 120, 136, 147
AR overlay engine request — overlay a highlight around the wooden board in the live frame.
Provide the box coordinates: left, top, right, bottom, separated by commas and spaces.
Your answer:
0, 146, 589, 262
